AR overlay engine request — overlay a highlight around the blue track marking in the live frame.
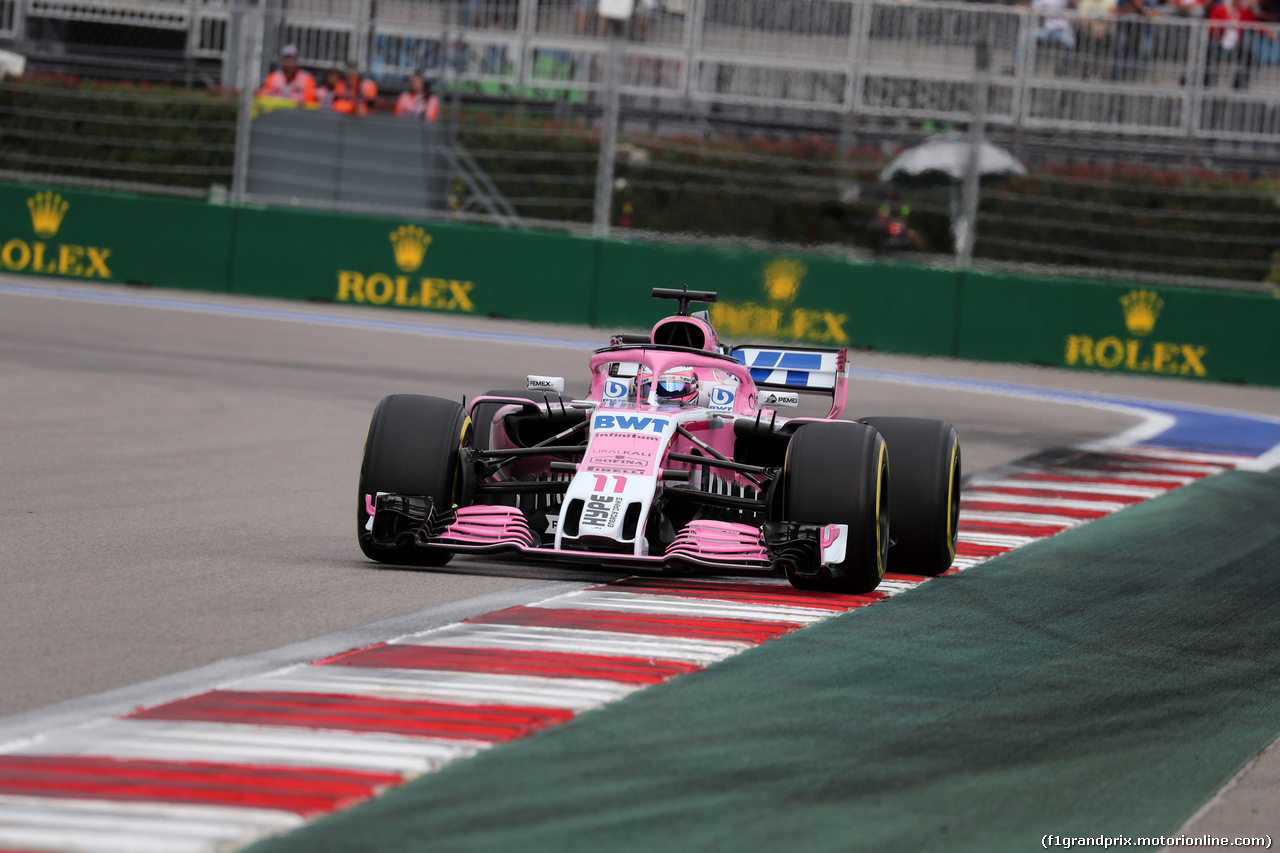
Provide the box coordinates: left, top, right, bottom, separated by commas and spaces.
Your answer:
4, 279, 1278, 464
1131, 404, 1280, 456
844, 367, 1280, 464
0, 281, 605, 351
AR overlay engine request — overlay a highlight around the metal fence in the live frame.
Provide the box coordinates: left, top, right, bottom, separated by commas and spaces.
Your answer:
1, 0, 1279, 290
0, 77, 237, 195
3, 0, 1280, 141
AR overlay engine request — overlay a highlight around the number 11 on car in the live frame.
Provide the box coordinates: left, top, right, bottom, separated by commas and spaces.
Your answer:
593, 474, 627, 493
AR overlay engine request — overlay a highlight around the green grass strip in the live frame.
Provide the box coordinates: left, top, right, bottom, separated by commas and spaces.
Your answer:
249, 471, 1280, 853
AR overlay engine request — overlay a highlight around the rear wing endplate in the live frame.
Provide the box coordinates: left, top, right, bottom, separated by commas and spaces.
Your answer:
730, 345, 849, 418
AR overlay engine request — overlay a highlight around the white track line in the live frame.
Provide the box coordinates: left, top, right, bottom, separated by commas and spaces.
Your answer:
528, 590, 836, 624
401, 623, 749, 664
228, 667, 640, 711
957, 532, 1041, 548
19, 720, 479, 776
876, 579, 926, 596
1012, 468, 1201, 485
963, 492, 1132, 512
966, 479, 1165, 499
0, 795, 301, 853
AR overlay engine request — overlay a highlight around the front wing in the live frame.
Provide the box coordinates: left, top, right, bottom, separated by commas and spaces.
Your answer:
364, 495, 850, 578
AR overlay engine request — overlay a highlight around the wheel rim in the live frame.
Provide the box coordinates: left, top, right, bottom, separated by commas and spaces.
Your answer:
877, 442, 890, 578
452, 415, 473, 507
947, 440, 961, 561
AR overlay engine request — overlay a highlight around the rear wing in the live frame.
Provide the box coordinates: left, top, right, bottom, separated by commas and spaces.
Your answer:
729, 345, 848, 419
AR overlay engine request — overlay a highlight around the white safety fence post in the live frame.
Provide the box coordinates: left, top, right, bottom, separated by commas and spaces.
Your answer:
956, 38, 989, 268
230, 0, 263, 202
592, 13, 626, 238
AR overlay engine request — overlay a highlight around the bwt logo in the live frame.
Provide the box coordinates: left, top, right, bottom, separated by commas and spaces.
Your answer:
710, 387, 734, 410
603, 379, 629, 401
593, 415, 670, 433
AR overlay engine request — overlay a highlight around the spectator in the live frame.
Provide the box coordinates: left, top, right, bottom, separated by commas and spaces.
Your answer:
869, 204, 923, 256
1110, 0, 1156, 81
1205, 0, 1275, 89
1162, 0, 1207, 78
482, 14, 509, 73
575, 0, 604, 36
634, 0, 660, 41
259, 44, 317, 105
447, 36, 470, 74
463, 0, 481, 27
1075, 0, 1117, 77
395, 73, 441, 120
317, 67, 345, 110
1023, 0, 1077, 74
1164, 0, 1208, 17
332, 63, 378, 116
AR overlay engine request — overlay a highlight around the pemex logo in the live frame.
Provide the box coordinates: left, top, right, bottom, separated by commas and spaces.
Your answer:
390, 225, 432, 273
1120, 289, 1163, 337
28, 191, 69, 239
762, 258, 806, 304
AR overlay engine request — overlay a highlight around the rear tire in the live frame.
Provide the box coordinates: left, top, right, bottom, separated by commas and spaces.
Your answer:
858, 417, 960, 576
358, 394, 470, 566
783, 421, 889, 594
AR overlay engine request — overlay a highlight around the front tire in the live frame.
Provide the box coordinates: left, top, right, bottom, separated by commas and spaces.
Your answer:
858, 417, 960, 576
783, 421, 889, 594
358, 394, 470, 566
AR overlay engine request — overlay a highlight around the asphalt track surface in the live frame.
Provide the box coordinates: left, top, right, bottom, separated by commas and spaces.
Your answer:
2, 275, 1279, 847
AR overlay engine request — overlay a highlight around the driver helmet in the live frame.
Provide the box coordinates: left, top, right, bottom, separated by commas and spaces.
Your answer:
653, 368, 699, 404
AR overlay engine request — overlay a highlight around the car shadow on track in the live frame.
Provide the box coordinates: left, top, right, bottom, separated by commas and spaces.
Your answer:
354, 556, 631, 586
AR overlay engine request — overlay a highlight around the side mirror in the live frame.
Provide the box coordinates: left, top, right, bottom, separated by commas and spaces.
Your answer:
759, 391, 800, 408
527, 375, 565, 393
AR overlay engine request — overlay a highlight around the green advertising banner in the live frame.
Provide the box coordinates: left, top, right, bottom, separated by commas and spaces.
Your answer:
957, 271, 1279, 385
595, 241, 958, 356
0, 182, 235, 292
1, 180, 1274, 386
228, 206, 599, 326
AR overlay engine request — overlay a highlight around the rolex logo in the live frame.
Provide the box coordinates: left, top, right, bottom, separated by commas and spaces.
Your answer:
1120, 289, 1163, 337
27, 191, 69, 239
390, 225, 432, 273
763, 258, 806, 304
709, 254, 845, 344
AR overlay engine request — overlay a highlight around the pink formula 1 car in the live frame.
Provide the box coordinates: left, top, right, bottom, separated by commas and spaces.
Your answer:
358, 288, 960, 593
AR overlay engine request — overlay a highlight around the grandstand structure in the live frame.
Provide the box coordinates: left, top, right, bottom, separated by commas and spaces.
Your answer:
1, 0, 1278, 288
0, 0, 1277, 143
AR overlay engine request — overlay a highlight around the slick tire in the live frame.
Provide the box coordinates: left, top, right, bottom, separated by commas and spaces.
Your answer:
858, 417, 960, 576
358, 394, 470, 567
783, 421, 889, 594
